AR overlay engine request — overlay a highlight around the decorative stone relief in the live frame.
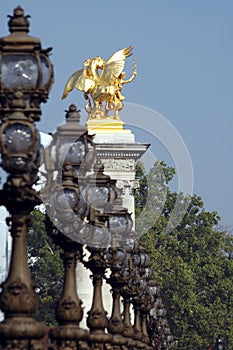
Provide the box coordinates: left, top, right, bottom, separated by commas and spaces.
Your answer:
101, 158, 135, 171
116, 180, 139, 196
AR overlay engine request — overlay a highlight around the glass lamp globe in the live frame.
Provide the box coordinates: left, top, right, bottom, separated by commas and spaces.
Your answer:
149, 284, 158, 297
58, 134, 95, 174
64, 139, 86, 164
0, 7, 53, 103
85, 164, 117, 209
125, 237, 135, 252
86, 185, 111, 207
107, 247, 126, 271
48, 105, 95, 175
1, 55, 38, 89
0, 121, 39, 173
1, 53, 51, 92
53, 187, 79, 224
133, 252, 141, 267
1, 53, 52, 93
108, 211, 133, 235
56, 188, 78, 210
51, 164, 81, 226
86, 224, 112, 249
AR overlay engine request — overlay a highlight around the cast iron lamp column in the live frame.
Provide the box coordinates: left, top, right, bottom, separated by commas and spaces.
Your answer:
82, 219, 113, 349
131, 247, 146, 345
82, 165, 114, 348
104, 203, 133, 349
81, 164, 125, 350
121, 237, 139, 342
45, 167, 88, 350
85, 244, 113, 350
131, 251, 152, 350
106, 246, 128, 349
42, 104, 96, 244
148, 292, 174, 350
42, 105, 97, 349
136, 250, 152, 348
106, 233, 139, 350
139, 279, 154, 347
0, 7, 53, 350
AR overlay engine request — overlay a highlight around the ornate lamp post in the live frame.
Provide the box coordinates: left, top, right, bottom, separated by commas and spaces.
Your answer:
0, 6, 53, 350
44, 104, 95, 179
42, 105, 97, 349
42, 104, 119, 350
42, 104, 95, 239
82, 184, 115, 349
46, 221, 88, 350
84, 163, 117, 211
106, 247, 129, 350
108, 201, 133, 246
0, 6, 53, 115
0, 6, 53, 187
121, 236, 139, 341
84, 243, 113, 350
82, 210, 112, 348
148, 290, 174, 350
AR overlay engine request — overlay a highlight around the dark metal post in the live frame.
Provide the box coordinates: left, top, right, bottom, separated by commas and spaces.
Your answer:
48, 232, 88, 350
85, 247, 112, 350
0, 7, 53, 350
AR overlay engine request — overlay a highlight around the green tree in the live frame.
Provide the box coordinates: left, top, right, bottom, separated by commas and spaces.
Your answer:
28, 209, 63, 325
136, 161, 233, 350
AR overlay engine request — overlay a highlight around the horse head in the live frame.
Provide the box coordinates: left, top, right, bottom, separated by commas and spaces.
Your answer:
84, 56, 105, 79
93, 56, 105, 70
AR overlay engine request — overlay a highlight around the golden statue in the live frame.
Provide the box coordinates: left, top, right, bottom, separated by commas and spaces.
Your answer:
62, 46, 137, 120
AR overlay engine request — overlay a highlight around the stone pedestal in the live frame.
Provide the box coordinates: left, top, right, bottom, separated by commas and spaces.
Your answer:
95, 142, 148, 221
77, 118, 149, 328
86, 118, 132, 134
87, 118, 149, 223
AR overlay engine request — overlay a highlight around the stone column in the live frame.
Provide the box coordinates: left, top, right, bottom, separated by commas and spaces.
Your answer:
77, 119, 149, 328
88, 118, 149, 225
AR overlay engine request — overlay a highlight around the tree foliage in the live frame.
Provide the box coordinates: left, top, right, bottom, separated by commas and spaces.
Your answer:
28, 209, 63, 325
136, 161, 233, 350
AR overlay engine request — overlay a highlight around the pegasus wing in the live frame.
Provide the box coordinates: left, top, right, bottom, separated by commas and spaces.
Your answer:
62, 68, 95, 99
102, 46, 133, 84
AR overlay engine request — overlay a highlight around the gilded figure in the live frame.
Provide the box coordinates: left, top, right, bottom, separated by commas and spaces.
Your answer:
62, 46, 137, 119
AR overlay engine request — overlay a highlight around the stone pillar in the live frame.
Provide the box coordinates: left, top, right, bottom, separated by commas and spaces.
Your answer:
77, 119, 149, 328
88, 119, 149, 225
95, 142, 148, 225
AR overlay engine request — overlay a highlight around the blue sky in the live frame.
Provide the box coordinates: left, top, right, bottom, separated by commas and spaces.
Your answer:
0, 0, 233, 229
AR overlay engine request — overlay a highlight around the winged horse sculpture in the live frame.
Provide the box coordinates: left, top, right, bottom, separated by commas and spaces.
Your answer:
62, 46, 137, 119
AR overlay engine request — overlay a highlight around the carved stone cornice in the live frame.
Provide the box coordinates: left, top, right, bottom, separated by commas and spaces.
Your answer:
95, 143, 150, 162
